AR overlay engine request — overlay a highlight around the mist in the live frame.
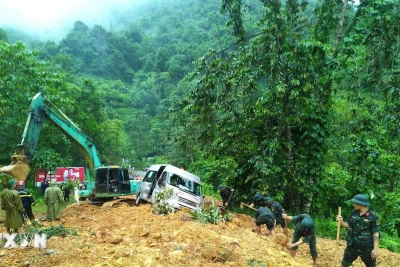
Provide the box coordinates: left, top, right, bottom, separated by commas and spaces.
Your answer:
0, 0, 148, 42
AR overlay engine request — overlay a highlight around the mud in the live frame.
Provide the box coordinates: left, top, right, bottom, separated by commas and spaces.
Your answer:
0, 200, 399, 267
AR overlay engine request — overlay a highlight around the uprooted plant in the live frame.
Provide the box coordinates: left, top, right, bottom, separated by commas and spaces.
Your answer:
153, 187, 175, 215
189, 198, 232, 224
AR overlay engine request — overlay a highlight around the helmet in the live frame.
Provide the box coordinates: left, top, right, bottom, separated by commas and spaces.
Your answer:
253, 193, 262, 201
351, 194, 370, 207
300, 217, 315, 236
264, 197, 273, 203
218, 185, 224, 191
17, 180, 25, 190
8, 179, 17, 188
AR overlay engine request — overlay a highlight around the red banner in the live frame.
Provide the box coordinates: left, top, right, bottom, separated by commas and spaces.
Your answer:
35, 167, 85, 183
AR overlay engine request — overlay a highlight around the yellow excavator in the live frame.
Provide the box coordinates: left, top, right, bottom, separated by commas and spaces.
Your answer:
0, 92, 140, 206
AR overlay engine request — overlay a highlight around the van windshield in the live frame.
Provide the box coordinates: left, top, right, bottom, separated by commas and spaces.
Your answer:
168, 173, 202, 196
143, 171, 157, 182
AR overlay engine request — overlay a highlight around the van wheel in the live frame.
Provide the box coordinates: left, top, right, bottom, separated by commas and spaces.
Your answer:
135, 193, 142, 206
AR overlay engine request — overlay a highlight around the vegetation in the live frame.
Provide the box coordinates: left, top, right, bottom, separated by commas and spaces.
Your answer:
189, 199, 232, 224
152, 187, 175, 215
1, 0, 400, 250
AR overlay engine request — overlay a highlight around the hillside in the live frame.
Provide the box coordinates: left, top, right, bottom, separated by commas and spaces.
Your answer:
1, 200, 399, 267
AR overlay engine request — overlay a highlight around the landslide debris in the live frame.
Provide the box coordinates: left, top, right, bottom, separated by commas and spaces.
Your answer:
0, 200, 399, 267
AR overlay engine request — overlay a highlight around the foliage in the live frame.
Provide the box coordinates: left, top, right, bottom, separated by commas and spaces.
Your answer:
189, 198, 232, 224
313, 217, 346, 240
247, 258, 268, 267
0, 173, 13, 189
26, 225, 78, 238
153, 187, 175, 215
379, 232, 400, 253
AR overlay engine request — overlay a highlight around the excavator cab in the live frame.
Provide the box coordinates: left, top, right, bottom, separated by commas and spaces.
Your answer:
94, 166, 131, 195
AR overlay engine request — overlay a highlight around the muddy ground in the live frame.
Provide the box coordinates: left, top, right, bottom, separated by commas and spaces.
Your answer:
0, 198, 399, 267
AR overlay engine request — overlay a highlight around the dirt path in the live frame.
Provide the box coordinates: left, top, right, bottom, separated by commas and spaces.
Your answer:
0, 201, 399, 267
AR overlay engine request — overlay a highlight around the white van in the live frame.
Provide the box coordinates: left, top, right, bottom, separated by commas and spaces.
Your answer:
135, 164, 204, 211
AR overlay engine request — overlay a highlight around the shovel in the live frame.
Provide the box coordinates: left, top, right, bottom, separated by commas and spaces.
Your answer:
240, 202, 257, 211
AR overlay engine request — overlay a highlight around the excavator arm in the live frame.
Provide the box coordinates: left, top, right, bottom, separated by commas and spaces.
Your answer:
0, 92, 101, 184
20, 92, 101, 172
1, 92, 139, 203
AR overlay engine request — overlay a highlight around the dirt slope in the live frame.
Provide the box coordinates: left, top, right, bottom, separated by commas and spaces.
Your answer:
1, 200, 400, 267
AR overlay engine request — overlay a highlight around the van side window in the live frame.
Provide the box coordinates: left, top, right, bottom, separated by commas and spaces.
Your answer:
158, 172, 167, 187
170, 174, 178, 186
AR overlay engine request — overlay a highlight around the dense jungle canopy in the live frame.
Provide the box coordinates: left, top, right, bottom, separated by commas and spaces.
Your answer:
1, 0, 400, 248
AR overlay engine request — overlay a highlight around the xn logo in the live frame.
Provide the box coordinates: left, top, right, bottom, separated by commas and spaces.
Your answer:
0, 233, 47, 248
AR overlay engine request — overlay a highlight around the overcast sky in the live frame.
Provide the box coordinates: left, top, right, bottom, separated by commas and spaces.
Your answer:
0, 0, 145, 40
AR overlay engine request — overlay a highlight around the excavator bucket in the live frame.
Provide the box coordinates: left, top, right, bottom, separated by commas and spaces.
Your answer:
0, 151, 30, 182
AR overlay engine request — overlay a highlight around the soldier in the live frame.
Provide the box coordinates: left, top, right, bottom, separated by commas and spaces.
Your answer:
218, 185, 234, 211
249, 193, 265, 209
283, 213, 318, 267
336, 194, 379, 267
254, 204, 276, 235
264, 196, 287, 236
17, 180, 39, 227
247, 193, 266, 219
1, 179, 25, 233
45, 180, 64, 221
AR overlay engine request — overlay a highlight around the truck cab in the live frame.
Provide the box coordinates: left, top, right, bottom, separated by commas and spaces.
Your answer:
136, 164, 204, 211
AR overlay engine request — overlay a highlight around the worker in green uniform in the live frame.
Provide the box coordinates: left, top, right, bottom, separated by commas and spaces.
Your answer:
283, 213, 318, 267
254, 204, 276, 235
218, 185, 234, 211
264, 196, 287, 236
1, 179, 25, 233
249, 193, 265, 209
44, 180, 64, 221
248, 193, 267, 220
336, 194, 380, 267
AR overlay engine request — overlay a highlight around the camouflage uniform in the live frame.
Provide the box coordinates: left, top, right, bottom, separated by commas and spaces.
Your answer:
265, 197, 286, 229
218, 185, 234, 211
291, 214, 318, 258
341, 210, 380, 267
255, 206, 275, 230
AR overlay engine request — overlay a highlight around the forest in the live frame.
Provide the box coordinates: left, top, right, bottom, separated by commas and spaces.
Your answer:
1, 0, 400, 250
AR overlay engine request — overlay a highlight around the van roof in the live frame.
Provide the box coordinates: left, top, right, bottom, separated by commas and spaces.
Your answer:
147, 164, 171, 171
163, 165, 201, 184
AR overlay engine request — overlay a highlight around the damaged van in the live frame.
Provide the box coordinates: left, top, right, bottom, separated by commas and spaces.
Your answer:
135, 164, 204, 211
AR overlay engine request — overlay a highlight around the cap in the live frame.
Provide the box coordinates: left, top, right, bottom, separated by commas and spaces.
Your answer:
351, 194, 370, 207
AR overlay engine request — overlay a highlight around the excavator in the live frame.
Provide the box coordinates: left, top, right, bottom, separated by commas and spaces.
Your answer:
0, 92, 140, 207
